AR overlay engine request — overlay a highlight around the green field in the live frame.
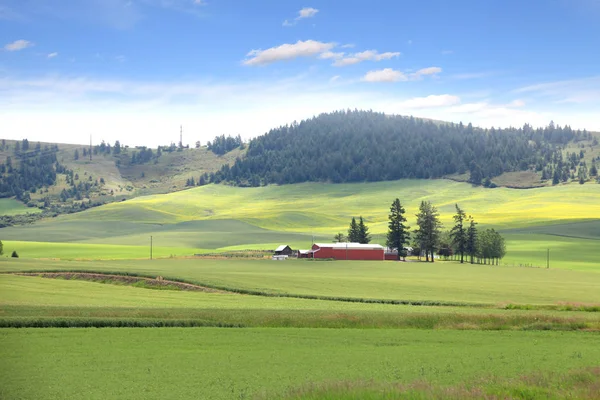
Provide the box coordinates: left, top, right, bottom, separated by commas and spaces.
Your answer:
1, 179, 599, 272
0, 198, 41, 216
1, 178, 599, 399
3, 258, 600, 305
2, 328, 599, 400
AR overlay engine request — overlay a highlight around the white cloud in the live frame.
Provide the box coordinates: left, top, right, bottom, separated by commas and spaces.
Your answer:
340, 44, 355, 49
413, 67, 442, 76
193, 0, 207, 5
362, 68, 407, 83
333, 50, 400, 67
329, 75, 341, 83
2, 74, 599, 147
116, 55, 126, 62
509, 99, 525, 107
319, 51, 344, 60
283, 7, 319, 26
394, 94, 461, 109
243, 40, 335, 66
298, 7, 319, 19
47, 52, 59, 59
362, 67, 442, 83
4, 39, 33, 51
513, 76, 600, 105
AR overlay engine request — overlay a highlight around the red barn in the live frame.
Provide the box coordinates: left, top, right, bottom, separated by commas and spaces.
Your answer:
311, 243, 385, 261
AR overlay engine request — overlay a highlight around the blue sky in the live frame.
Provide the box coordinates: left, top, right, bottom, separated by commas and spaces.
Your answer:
1, 0, 599, 146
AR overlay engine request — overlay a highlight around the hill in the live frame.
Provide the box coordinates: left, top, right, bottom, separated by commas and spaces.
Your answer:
1, 179, 599, 270
0, 138, 244, 223
207, 110, 599, 187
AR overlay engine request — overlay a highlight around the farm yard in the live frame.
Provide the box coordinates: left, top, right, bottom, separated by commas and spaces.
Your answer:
1, 179, 600, 399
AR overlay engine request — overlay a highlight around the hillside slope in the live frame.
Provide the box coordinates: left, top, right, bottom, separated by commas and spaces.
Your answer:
207, 110, 599, 187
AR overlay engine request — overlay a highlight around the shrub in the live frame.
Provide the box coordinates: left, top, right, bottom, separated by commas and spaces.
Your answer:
11, 250, 18, 258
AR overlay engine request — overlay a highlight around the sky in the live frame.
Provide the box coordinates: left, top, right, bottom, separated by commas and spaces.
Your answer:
1, 0, 600, 147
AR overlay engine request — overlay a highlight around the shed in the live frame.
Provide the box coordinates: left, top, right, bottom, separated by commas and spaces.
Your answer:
311, 243, 385, 261
297, 250, 311, 259
274, 245, 293, 256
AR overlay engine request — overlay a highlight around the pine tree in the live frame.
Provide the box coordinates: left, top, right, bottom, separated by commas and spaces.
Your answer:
74, 149, 79, 160
450, 204, 467, 263
466, 216, 478, 264
386, 198, 410, 260
414, 201, 442, 262
357, 216, 371, 244
0, 240, 3, 256
347, 217, 359, 243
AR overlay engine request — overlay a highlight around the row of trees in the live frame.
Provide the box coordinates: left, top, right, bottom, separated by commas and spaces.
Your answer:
207, 135, 244, 155
385, 199, 506, 264
0, 241, 18, 258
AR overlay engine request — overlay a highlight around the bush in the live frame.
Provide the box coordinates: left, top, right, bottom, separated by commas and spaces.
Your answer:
11, 250, 18, 258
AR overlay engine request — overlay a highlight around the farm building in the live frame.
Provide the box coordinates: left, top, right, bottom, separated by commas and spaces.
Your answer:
274, 245, 293, 256
297, 250, 311, 259
311, 243, 385, 261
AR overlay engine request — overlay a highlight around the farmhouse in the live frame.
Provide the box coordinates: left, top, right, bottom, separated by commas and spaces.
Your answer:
311, 243, 385, 261
274, 245, 293, 256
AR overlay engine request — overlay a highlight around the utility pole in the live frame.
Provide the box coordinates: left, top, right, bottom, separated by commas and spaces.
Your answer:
150, 236, 153, 260
89, 135, 92, 161
547, 248, 549, 269
179, 125, 183, 149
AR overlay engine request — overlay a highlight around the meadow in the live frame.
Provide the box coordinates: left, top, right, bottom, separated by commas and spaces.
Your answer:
2, 328, 599, 400
1, 179, 599, 399
1, 179, 599, 271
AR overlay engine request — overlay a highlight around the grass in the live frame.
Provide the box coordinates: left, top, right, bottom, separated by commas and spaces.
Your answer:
1, 328, 599, 400
1, 179, 599, 270
0, 198, 41, 216
3, 274, 599, 330
2, 258, 600, 305
276, 367, 600, 399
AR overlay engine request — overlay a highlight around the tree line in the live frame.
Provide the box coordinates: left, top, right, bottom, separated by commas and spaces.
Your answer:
207, 134, 244, 155
203, 110, 591, 187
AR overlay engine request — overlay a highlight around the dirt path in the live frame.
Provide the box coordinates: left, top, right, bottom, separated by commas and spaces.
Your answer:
15, 272, 230, 294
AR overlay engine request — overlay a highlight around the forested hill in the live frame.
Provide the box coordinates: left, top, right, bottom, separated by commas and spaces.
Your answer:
207, 110, 595, 187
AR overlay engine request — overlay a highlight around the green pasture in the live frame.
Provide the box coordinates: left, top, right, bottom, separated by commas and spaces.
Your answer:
0, 198, 40, 216
2, 328, 599, 400
44, 179, 600, 232
2, 274, 599, 330
2, 258, 599, 305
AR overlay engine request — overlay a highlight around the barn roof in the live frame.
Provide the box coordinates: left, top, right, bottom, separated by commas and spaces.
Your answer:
275, 245, 290, 252
314, 243, 384, 250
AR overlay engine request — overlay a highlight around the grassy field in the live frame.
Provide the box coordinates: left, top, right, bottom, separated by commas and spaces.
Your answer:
2, 258, 600, 305
2, 328, 599, 400
1, 179, 599, 271
0, 198, 41, 216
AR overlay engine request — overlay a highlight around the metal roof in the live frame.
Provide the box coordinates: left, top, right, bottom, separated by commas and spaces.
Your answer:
275, 245, 289, 252
314, 243, 384, 250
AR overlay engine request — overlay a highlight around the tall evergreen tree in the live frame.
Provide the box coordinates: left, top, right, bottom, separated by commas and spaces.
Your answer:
357, 216, 371, 244
466, 216, 478, 264
386, 198, 410, 260
414, 201, 442, 262
450, 204, 467, 263
0, 240, 3, 256
348, 217, 359, 243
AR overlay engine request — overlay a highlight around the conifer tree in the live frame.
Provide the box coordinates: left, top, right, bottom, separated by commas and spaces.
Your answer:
450, 204, 467, 263
347, 217, 359, 243
466, 216, 478, 264
357, 216, 371, 244
386, 198, 410, 260
414, 201, 442, 262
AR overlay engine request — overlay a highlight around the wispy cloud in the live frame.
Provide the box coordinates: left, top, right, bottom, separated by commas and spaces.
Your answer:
47, 52, 58, 59
393, 94, 460, 109
333, 50, 401, 67
283, 6, 319, 27
362, 67, 442, 83
4, 39, 34, 51
243, 40, 335, 66
513, 76, 600, 104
